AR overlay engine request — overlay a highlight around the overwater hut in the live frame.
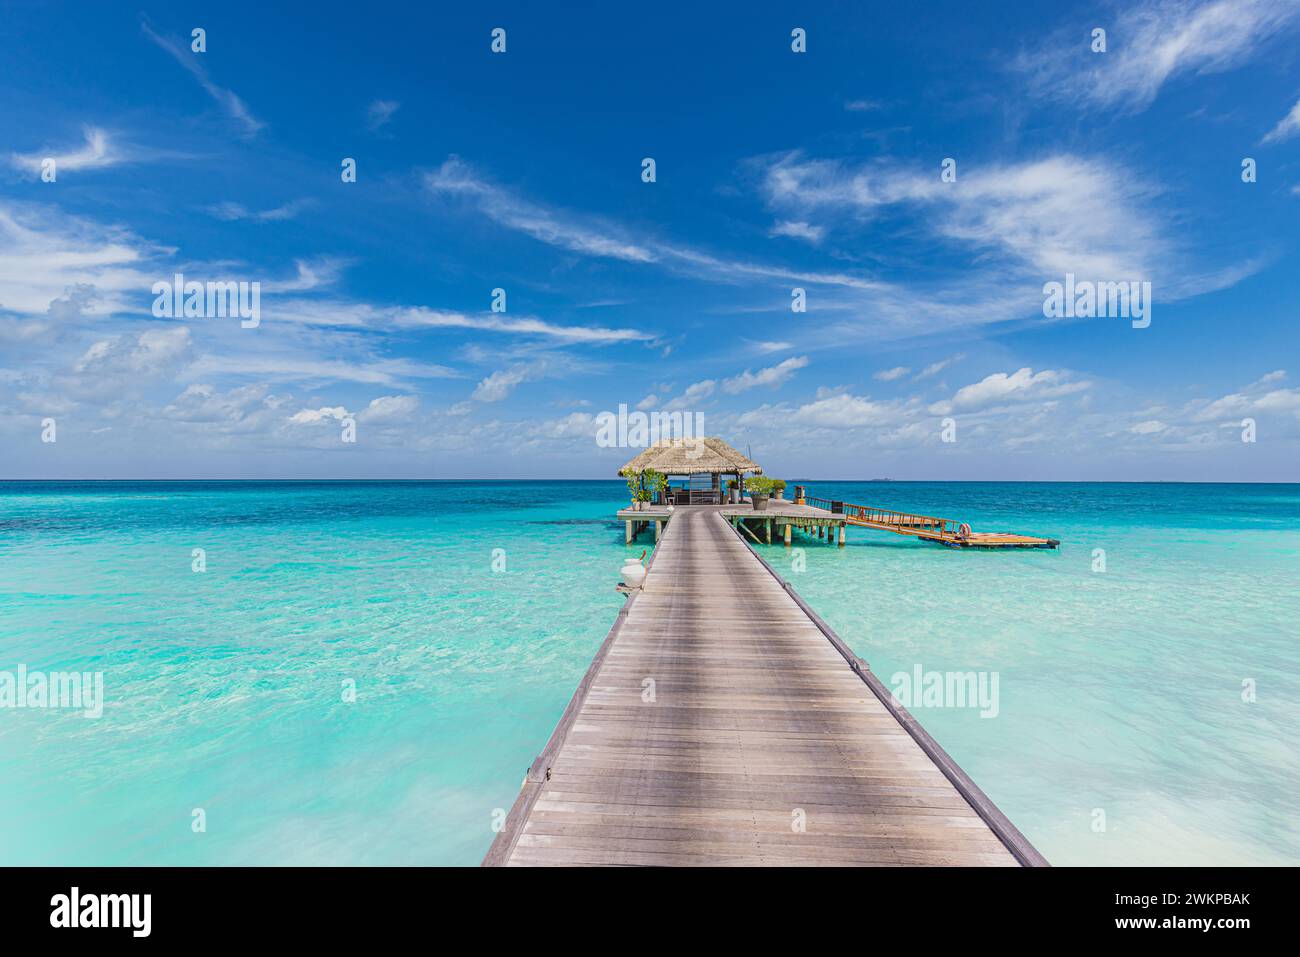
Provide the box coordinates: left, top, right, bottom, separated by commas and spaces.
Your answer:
618, 436, 762, 505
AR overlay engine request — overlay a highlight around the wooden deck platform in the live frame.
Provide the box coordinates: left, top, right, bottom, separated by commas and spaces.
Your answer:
484, 506, 1046, 867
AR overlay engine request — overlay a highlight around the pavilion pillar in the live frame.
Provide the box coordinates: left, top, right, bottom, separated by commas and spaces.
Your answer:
655, 520, 662, 542
838, 524, 846, 548
626, 520, 633, 544
765, 519, 772, 544
783, 522, 792, 547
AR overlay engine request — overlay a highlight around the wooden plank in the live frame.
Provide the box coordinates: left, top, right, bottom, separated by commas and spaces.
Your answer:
485, 506, 1045, 867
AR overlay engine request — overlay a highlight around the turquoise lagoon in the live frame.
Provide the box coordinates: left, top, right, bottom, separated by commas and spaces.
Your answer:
0, 481, 1296, 865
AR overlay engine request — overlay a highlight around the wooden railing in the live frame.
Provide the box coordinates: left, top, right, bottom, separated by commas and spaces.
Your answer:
807, 496, 960, 539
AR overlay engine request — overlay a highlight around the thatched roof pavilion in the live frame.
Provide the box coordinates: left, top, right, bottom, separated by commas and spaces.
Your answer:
619, 436, 761, 505
617, 436, 762, 476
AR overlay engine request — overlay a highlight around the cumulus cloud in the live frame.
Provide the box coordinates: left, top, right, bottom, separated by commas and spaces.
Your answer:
929, 367, 1090, 415
74, 327, 192, 377
769, 220, 825, 243
358, 394, 419, 422
791, 392, 899, 428
289, 406, 350, 425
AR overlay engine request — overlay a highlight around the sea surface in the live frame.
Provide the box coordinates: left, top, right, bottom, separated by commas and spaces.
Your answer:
1, 480, 1296, 865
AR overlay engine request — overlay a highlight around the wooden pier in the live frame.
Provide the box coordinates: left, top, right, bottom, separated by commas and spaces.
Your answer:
618, 496, 1058, 550
484, 506, 1046, 867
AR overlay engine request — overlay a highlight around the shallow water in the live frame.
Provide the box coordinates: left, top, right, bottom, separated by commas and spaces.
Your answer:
1, 480, 1296, 865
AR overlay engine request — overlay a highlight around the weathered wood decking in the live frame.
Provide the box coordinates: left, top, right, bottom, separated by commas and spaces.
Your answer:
484, 506, 1046, 867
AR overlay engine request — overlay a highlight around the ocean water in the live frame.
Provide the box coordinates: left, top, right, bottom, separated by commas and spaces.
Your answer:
1, 480, 1296, 866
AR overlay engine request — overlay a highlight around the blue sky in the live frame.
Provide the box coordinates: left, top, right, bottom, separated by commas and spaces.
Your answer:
2, 0, 1299, 480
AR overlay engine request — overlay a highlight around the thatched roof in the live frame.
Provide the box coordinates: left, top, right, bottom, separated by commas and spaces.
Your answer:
618, 436, 762, 476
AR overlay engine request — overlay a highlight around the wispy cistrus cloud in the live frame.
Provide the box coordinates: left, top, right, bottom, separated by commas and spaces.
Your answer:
366, 99, 400, 131
424, 156, 889, 293
722, 356, 809, 394
759, 151, 1166, 280
426, 157, 656, 263
1013, 0, 1300, 112
141, 22, 264, 136
10, 126, 122, 176
874, 366, 910, 382
1262, 96, 1300, 142
187, 352, 459, 388
205, 199, 314, 223
0, 202, 162, 317
916, 354, 965, 380
270, 298, 653, 345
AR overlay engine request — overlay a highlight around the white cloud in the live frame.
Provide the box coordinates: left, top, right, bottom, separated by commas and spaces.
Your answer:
916, 354, 965, 379
792, 392, 899, 429
1262, 96, 1300, 143
142, 22, 264, 136
1130, 420, 1168, 434
162, 383, 277, 425
472, 367, 530, 402
205, 199, 314, 223
427, 157, 656, 263
760, 152, 1166, 281
424, 156, 888, 293
366, 99, 400, 131
187, 353, 457, 388
289, 406, 350, 425
358, 394, 419, 423
0, 202, 160, 317
769, 220, 825, 243
663, 379, 716, 411
929, 367, 1090, 415
635, 393, 658, 410
10, 126, 121, 176
874, 366, 910, 382
844, 99, 883, 112
722, 356, 809, 394
75, 327, 192, 377
1015, 0, 1300, 112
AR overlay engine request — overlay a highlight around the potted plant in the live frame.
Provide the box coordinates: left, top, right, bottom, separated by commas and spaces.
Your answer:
635, 488, 651, 511
625, 470, 645, 510
772, 479, 787, 501
644, 468, 668, 507
745, 476, 775, 511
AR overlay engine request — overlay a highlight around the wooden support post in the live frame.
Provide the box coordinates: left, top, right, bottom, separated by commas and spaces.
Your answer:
818, 524, 825, 539
783, 522, 792, 547
655, 520, 662, 543
625, 520, 633, 544
838, 523, 846, 548
765, 519, 772, 544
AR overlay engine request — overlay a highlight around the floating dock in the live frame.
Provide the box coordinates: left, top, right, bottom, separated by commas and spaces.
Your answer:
484, 505, 1047, 867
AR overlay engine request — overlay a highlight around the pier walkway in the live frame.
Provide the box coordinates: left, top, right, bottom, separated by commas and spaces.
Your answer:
484, 506, 1046, 867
